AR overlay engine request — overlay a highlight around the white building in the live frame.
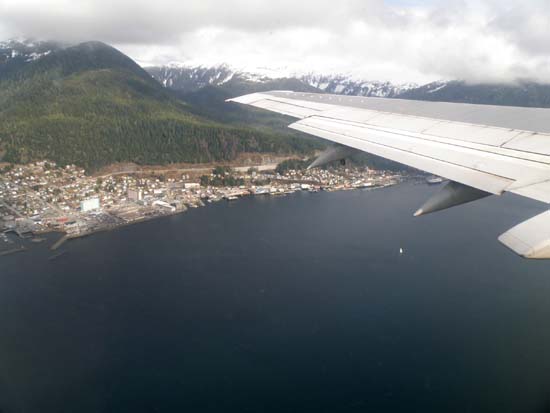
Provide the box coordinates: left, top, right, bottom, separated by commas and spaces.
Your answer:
80, 197, 100, 212
127, 189, 143, 201
153, 200, 176, 212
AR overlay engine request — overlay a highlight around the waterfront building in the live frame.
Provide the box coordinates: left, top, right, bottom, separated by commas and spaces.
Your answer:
152, 200, 176, 212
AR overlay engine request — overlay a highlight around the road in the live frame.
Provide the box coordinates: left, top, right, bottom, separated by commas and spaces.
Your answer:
95, 163, 280, 179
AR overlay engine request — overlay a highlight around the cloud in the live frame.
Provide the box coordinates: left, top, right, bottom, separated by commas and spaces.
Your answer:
1, 0, 550, 84
0, 0, 382, 43
489, 1, 550, 56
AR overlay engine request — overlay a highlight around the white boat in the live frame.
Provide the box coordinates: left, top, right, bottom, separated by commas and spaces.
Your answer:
426, 176, 444, 185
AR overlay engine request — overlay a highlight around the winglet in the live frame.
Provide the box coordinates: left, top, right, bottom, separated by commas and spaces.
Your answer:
225, 93, 269, 105
226, 91, 295, 104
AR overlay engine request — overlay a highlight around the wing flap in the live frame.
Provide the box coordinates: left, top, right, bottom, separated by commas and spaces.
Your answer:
423, 122, 523, 146
294, 116, 547, 184
509, 180, 550, 204
499, 211, 550, 259
290, 118, 512, 194
503, 131, 550, 156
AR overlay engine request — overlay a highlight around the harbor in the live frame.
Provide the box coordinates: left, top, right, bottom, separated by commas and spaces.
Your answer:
0, 160, 411, 254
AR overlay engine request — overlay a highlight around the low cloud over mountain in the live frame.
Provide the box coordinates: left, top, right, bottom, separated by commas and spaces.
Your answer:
2, 0, 550, 84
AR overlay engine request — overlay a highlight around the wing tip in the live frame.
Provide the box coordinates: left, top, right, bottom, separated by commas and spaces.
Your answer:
225, 90, 297, 104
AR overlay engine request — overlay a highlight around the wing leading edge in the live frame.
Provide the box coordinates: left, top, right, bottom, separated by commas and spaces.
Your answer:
228, 91, 550, 259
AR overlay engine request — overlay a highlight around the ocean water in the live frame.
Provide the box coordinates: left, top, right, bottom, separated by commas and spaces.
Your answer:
1, 182, 550, 413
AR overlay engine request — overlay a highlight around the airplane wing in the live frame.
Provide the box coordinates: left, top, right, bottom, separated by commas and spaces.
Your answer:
228, 91, 550, 259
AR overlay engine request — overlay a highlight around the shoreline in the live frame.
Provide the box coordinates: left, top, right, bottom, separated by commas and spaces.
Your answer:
44, 180, 410, 251
49, 209, 187, 250
1, 172, 422, 256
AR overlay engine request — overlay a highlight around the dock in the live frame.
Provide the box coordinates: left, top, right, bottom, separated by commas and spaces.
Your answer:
50, 234, 69, 251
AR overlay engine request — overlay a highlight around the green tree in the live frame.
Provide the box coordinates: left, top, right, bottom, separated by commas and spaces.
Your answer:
213, 166, 231, 176
276, 158, 310, 174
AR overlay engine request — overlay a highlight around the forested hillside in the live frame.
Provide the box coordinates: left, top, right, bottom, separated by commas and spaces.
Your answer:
0, 41, 321, 171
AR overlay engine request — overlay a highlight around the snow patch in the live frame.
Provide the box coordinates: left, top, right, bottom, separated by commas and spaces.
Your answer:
427, 82, 448, 93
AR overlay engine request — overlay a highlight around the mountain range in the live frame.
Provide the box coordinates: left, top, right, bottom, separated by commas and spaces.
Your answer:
148, 63, 550, 109
147, 64, 418, 97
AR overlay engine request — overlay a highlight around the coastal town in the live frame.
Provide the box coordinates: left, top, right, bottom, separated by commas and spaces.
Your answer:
0, 160, 408, 255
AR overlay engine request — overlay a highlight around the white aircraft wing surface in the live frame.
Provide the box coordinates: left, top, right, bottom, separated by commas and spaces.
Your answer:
228, 91, 550, 259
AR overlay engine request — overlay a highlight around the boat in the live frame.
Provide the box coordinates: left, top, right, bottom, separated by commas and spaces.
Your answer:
426, 176, 444, 185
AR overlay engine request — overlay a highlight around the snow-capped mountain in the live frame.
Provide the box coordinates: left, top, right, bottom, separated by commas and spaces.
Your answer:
147, 64, 238, 92
0, 41, 422, 99
0, 38, 61, 66
147, 64, 419, 98
403, 80, 450, 95
301, 73, 418, 98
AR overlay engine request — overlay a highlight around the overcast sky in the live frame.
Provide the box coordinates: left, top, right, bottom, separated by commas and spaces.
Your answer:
0, 0, 549, 84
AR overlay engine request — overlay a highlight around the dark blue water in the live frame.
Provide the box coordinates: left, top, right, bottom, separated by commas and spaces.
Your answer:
1, 182, 550, 413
